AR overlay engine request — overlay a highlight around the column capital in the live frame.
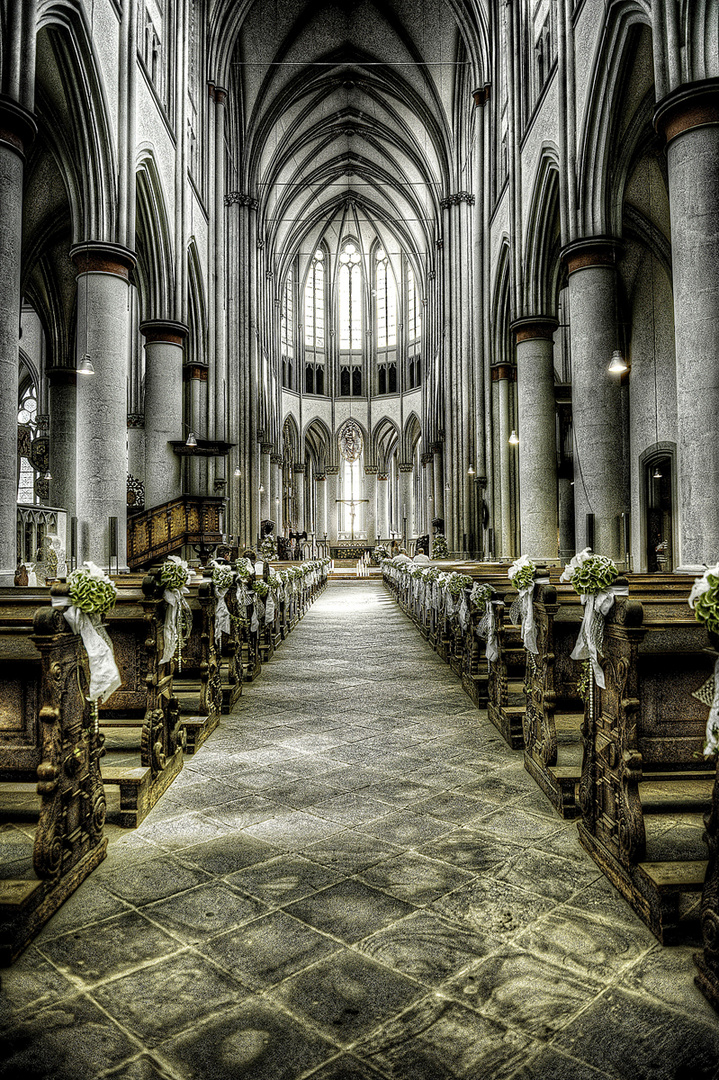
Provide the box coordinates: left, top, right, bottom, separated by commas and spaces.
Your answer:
561, 237, 621, 275
183, 364, 208, 382
209, 84, 229, 106
315, 473, 326, 482
510, 316, 558, 342
293, 462, 306, 474
46, 366, 77, 387
325, 465, 340, 476
140, 320, 189, 345
473, 85, 491, 107
364, 465, 379, 475
0, 95, 37, 158
377, 472, 389, 482
260, 442, 274, 455
421, 452, 434, 466
225, 191, 259, 210
491, 365, 517, 382
654, 79, 719, 145
398, 463, 414, 473
270, 453, 283, 465
440, 191, 475, 209
127, 413, 144, 428
70, 241, 136, 279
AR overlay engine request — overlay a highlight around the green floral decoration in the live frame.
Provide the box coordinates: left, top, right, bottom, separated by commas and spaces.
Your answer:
259, 536, 277, 560
447, 573, 472, 597
431, 533, 449, 559
253, 580, 269, 599
510, 559, 536, 592
159, 557, 189, 591
689, 564, 719, 635
68, 565, 117, 615
576, 659, 592, 705
212, 565, 234, 593
470, 582, 494, 610
570, 554, 618, 596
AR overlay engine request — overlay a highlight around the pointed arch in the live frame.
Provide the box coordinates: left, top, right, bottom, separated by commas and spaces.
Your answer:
135, 153, 174, 321
304, 416, 333, 471
372, 416, 400, 473
401, 411, 422, 462
523, 147, 562, 316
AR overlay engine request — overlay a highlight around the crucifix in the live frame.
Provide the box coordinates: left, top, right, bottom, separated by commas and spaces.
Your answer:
335, 497, 369, 542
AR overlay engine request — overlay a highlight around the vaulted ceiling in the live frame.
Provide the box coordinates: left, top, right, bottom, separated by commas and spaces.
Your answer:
210, 0, 489, 285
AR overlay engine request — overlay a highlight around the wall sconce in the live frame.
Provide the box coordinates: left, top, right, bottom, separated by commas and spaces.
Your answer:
77, 353, 95, 376
234, 466, 242, 478
467, 465, 475, 477
608, 350, 628, 375
185, 431, 197, 448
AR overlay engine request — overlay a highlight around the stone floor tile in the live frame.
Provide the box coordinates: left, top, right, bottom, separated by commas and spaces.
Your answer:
197, 909, 341, 990
284, 878, 416, 944
226, 853, 347, 908
308, 792, 394, 826
97, 852, 213, 906
174, 831, 279, 876
430, 876, 558, 941
302, 830, 403, 875
155, 998, 337, 1080
91, 951, 249, 1045
357, 850, 475, 905
302, 1054, 389, 1079
142, 880, 268, 944
355, 995, 532, 1080
242, 809, 346, 850
267, 948, 424, 1047
356, 810, 457, 847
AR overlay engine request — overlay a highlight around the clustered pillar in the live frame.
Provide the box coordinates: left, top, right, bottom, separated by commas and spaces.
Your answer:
141, 320, 186, 509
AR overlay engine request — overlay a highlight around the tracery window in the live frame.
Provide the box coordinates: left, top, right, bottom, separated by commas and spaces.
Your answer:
304, 249, 326, 395
339, 241, 363, 396
17, 387, 38, 505
407, 264, 422, 389
281, 269, 295, 390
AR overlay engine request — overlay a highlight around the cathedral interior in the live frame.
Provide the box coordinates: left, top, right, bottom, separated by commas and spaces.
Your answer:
2, 1, 719, 1077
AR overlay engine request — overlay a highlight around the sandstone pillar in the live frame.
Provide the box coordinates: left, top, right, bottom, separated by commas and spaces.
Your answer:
364, 465, 378, 543
377, 472, 389, 541
140, 320, 186, 508
71, 242, 135, 570
655, 81, 719, 568
512, 317, 559, 559
294, 462, 306, 533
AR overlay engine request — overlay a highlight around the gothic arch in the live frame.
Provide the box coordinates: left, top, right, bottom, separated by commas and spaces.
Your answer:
523, 148, 561, 317
401, 411, 422, 462
135, 153, 174, 321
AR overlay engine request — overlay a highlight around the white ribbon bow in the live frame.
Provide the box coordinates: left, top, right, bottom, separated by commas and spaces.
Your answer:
215, 587, 231, 646
265, 593, 275, 625
63, 607, 121, 703
570, 584, 629, 688
161, 587, 192, 666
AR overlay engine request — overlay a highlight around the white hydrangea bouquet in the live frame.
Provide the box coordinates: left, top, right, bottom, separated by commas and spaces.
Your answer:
560, 548, 625, 690
62, 562, 122, 723
689, 563, 719, 756
159, 555, 192, 669
508, 555, 539, 655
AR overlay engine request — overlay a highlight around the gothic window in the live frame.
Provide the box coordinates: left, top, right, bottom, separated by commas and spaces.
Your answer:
304, 249, 326, 395
339, 241, 363, 396
375, 248, 396, 349
407, 264, 421, 389
17, 387, 38, 505
282, 270, 295, 390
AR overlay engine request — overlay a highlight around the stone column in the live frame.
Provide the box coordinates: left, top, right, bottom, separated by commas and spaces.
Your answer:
432, 444, 444, 524
511, 317, 559, 559
0, 98, 36, 583
421, 452, 434, 536
71, 242, 135, 570
563, 238, 627, 558
140, 320, 186, 508
260, 443, 272, 523
294, 462, 306, 532
47, 369, 77, 523
377, 472, 389, 541
655, 81, 719, 568
270, 453, 282, 531
494, 366, 515, 558
325, 466, 339, 547
126, 413, 145, 511
315, 474, 327, 540
364, 465, 378, 543
184, 363, 207, 496
399, 463, 414, 545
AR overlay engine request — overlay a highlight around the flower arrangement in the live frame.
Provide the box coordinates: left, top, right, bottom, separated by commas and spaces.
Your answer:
423, 566, 442, 584
259, 536, 277, 560
447, 573, 472, 597
253, 579, 269, 599
212, 564, 234, 593
68, 562, 117, 615
470, 582, 494, 610
560, 548, 618, 596
509, 555, 536, 592
431, 533, 449, 559
689, 563, 719, 636
235, 557, 253, 581
159, 555, 190, 592
374, 545, 389, 564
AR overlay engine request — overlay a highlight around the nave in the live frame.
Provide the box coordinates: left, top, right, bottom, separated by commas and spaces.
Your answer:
1, 581, 717, 1080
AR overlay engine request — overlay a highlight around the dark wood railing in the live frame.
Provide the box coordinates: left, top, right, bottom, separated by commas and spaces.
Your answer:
127, 495, 225, 569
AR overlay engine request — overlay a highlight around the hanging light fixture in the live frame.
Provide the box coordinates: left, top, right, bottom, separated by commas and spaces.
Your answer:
234, 466, 242, 478
509, 429, 519, 445
259, 484, 265, 494
185, 431, 197, 448
467, 464, 475, 477
652, 464, 662, 479
44, 471, 52, 481
77, 353, 95, 376
608, 350, 627, 375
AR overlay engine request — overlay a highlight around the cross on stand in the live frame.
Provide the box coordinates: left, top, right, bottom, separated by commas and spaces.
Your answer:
335, 498, 369, 542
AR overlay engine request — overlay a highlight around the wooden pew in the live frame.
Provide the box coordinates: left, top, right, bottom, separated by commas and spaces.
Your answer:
0, 594, 107, 964
577, 592, 716, 943
695, 753, 719, 1011
100, 571, 184, 826
171, 575, 223, 753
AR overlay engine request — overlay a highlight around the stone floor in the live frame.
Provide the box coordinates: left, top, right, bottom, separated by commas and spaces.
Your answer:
2, 581, 719, 1080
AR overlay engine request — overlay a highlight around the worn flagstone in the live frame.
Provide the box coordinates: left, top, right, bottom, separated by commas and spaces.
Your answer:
0, 580, 716, 1079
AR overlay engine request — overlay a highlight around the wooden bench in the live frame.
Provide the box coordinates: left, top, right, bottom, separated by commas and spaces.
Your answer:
0, 596, 107, 964
100, 572, 184, 826
695, 748, 719, 1011
577, 593, 716, 943
171, 575, 223, 753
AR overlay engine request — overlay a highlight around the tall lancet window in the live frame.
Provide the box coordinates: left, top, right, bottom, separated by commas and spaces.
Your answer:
339, 241, 363, 395
304, 249, 326, 395
407, 264, 422, 389
281, 269, 295, 390
376, 246, 397, 394
338, 420, 364, 539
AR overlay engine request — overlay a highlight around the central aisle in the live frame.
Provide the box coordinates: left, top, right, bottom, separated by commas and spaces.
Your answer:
2, 581, 718, 1079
